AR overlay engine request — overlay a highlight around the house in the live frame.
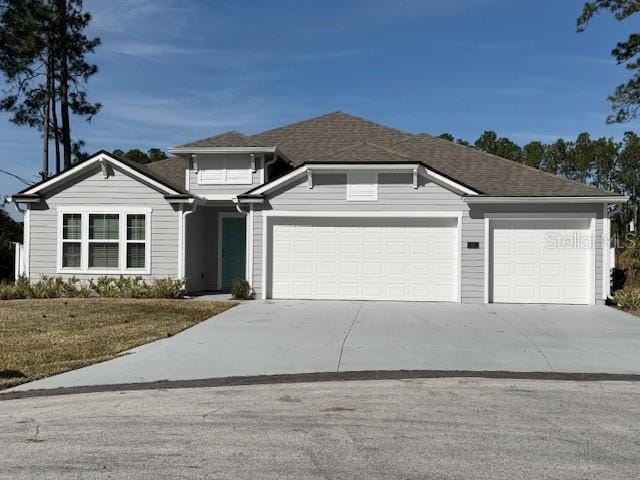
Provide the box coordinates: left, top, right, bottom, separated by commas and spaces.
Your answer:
9, 111, 627, 304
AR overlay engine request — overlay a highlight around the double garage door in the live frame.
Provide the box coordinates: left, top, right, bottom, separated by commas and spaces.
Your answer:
270, 217, 458, 301
267, 217, 594, 304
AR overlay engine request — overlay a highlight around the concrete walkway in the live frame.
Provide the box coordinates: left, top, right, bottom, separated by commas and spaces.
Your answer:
10, 301, 640, 391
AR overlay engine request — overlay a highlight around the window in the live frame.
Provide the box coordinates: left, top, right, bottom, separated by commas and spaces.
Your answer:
89, 214, 119, 268
198, 156, 252, 185
347, 172, 378, 201
62, 214, 81, 268
126, 214, 146, 268
58, 209, 150, 273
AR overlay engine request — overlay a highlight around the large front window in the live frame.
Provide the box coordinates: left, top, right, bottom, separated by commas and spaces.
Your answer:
58, 209, 150, 273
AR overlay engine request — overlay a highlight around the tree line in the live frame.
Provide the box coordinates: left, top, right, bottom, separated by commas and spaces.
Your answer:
439, 130, 640, 234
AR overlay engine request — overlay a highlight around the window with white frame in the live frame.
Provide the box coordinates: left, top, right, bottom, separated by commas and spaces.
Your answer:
198, 156, 253, 185
58, 208, 151, 273
347, 172, 378, 201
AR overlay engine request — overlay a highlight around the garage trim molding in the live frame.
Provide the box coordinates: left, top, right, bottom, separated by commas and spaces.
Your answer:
483, 212, 597, 305
261, 210, 464, 302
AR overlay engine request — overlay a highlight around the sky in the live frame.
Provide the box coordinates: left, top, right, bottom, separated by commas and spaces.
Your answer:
1, 0, 637, 219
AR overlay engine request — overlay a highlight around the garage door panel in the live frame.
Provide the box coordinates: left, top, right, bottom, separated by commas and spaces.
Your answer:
270, 217, 458, 301
492, 220, 591, 304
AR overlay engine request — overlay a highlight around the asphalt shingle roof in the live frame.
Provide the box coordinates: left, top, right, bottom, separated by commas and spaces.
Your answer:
177, 130, 265, 148
144, 156, 187, 193
167, 111, 618, 197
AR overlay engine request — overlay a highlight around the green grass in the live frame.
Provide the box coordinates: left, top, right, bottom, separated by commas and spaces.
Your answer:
0, 298, 236, 389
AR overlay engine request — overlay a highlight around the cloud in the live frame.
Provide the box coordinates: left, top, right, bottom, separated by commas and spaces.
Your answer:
104, 41, 218, 58
87, 0, 187, 34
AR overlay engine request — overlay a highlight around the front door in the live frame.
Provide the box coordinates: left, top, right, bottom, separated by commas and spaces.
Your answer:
221, 216, 246, 290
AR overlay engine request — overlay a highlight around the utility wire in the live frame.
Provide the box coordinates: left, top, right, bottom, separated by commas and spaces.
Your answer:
0, 168, 32, 185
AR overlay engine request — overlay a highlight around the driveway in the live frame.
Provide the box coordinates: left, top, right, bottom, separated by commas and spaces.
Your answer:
10, 301, 640, 391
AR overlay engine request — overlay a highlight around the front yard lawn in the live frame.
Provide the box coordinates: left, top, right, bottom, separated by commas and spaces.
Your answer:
0, 298, 236, 389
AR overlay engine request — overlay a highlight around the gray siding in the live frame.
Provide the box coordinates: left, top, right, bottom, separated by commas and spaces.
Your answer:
251, 172, 606, 304
28, 166, 180, 281
187, 153, 263, 198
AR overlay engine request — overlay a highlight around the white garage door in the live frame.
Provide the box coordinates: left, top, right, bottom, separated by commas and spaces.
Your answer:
270, 217, 458, 301
491, 219, 593, 304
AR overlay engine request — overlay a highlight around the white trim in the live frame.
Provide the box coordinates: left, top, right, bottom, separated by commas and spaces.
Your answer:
484, 212, 597, 220
170, 147, 277, 154
22, 152, 181, 196
484, 215, 597, 305
602, 204, 610, 301
483, 217, 490, 304
217, 212, 246, 289
201, 194, 238, 201
590, 216, 597, 305
57, 205, 153, 214
261, 210, 464, 302
419, 166, 479, 195
307, 169, 313, 189
307, 163, 419, 171
185, 156, 191, 191
466, 196, 628, 204
263, 210, 462, 218
249, 166, 308, 195
247, 205, 254, 286
24, 209, 30, 278
456, 212, 463, 303
177, 205, 184, 278
412, 168, 418, 189
56, 208, 152, 275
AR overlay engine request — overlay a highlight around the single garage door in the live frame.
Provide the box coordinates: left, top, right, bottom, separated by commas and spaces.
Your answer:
270, 217, 458, 301
491, 219, 593, 304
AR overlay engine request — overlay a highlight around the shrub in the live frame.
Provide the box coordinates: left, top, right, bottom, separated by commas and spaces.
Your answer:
0, 276, 185, 300
0, 281, 18, 300
148, 278, 185, 299
29, 276, 66, 299
230, 278, 252, 300
614, 288, 640, 311
114, 276, 150, 298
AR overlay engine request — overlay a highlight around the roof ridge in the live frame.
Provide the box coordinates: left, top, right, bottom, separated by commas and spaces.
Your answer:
249, 110, 415, 140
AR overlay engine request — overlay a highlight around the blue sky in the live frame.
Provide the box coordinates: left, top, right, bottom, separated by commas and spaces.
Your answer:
1, 0, 637, 218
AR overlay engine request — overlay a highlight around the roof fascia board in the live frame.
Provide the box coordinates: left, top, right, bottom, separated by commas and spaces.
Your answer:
22, 152, 181, 196
306, 162, 419, 171
465, 196, 628, 204
417, 165, 479, 196
169, 146, 277, 154
247, 166, 307, 196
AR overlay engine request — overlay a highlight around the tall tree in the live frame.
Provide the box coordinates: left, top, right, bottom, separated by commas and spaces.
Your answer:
523, 141, 546, 169
545, 138, 571, 176
0, 0, 100, 177
578, 1, 640, 123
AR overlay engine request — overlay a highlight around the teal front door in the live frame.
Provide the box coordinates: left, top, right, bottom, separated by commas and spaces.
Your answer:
221, 217, 246, 290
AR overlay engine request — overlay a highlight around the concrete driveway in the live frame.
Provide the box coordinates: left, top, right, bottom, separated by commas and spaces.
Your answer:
10, 301, 640, 391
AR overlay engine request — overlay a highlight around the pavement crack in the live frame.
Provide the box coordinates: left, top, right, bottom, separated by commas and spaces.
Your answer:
337, 302, 363, 373
494, 311, 555, 372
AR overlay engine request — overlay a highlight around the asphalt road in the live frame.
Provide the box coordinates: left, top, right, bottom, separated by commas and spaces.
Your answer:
2, 378, 640, 479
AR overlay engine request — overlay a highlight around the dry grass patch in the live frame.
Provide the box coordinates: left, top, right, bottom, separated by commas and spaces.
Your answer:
0, 298, 236, 389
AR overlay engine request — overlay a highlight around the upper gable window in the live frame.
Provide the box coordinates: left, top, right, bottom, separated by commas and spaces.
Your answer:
347, 172, 378, 201
198, 156, 252, 185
